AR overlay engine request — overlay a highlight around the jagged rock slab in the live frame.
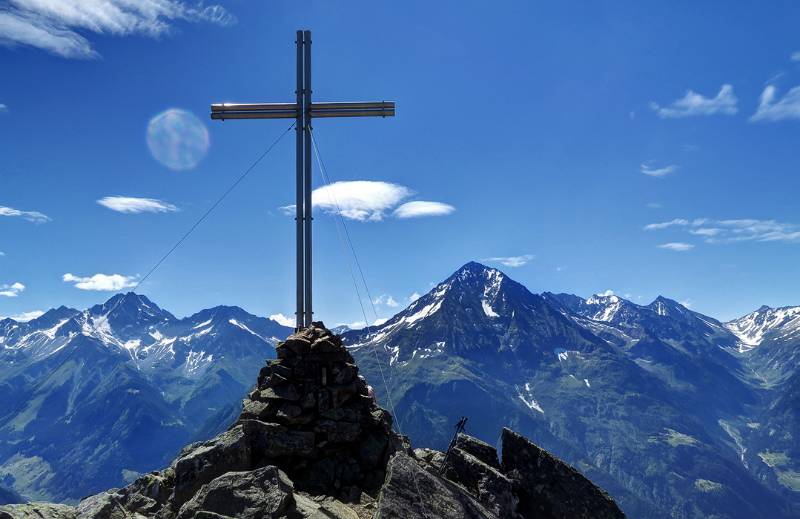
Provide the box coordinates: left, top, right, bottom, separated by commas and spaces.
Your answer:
375, 453, 496, 518
501, 428, 625, 519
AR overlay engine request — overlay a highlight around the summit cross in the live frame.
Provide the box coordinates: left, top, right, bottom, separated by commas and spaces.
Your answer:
211, 30, 395, 329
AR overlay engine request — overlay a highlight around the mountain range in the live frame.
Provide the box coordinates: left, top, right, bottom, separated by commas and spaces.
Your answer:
1, 262, 798, 518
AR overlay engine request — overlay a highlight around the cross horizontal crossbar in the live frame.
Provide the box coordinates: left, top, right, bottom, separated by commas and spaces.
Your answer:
210, 101, 395, 120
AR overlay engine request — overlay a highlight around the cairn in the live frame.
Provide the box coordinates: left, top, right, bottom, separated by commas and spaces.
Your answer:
239, 322, 403, 498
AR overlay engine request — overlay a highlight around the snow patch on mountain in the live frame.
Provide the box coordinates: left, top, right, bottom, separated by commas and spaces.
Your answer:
725, 306, 800, 349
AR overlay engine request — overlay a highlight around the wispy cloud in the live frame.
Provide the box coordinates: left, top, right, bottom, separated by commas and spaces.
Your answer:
0, 205, 51, 223
0, 251, 5, 257
0, 103, 7, 112
63, 273, 136, 291
645, 218, 800, 244
651, 84, 738, 118
750, 85, 800, 122
0, 282, 25, 297
269, 313, 295, 327
646, 202, 663, 209
658, 242, 694, 252
791, 51, 800, 62
373, 294, 400, 308
483, 254, 535, 267
3, 310, 44, 322
597, 289, 615, 297
393, 201, 455, 219
287, 180, 454, 222
644, 218, 690, 231
640, 163, 678, 178
0, 0, 236, 59
97, 196, 178, 214
407, 292, 421, 303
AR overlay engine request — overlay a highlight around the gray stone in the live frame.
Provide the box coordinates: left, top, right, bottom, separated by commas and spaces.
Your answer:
0, 503, 76, 519
175, 466, 293, 519
242, 419, 315, 458
500, 428, 625, 519
171, 424, 252, 507
375, 453, 497, 519
454, 433, 499, 469
444, 447, 518, 518
258, 384, 300, 402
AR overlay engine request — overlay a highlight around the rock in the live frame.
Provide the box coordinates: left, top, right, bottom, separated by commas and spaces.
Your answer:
443, 446, 518, 518
500, 428, 625, 519
175, 466, 294, 519
375, 452, 497, 519
0, 503, 76, 519
171, 424, 251, 507
454, 433, 499, 469
242, 419, 315, 459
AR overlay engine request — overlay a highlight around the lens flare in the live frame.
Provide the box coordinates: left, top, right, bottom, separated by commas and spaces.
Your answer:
146, 108, 210, 171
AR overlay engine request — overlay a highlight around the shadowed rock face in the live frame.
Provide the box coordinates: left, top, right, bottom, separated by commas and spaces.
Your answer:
0, 324, 625, 519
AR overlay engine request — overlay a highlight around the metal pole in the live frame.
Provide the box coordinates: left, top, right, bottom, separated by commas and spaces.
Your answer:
303, 30, 313, 327
295, 30, 305, 329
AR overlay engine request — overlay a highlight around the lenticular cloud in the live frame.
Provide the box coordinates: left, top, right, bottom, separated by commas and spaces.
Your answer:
147, 108, 209, 170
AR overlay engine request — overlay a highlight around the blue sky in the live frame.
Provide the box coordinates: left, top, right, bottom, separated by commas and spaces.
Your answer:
2, 0, 800, 324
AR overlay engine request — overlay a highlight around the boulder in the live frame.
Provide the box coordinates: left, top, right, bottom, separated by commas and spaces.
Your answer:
171, 424, 252, 507
0, 503, 76, 519
500, 428, 625, 519
175, 466, 294, 519
375, 453, 496, 519
443, 447, 518, 518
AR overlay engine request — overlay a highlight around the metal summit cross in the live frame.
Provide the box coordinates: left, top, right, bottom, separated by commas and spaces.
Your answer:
210, 30, 395, 330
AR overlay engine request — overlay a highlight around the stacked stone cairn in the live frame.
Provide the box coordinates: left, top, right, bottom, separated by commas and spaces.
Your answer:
239, 322, 403, 497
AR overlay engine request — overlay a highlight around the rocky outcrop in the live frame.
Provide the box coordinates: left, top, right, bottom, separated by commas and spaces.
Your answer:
1, 324, 625, 519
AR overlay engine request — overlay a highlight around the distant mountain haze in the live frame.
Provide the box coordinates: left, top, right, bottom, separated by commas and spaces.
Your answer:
1, 264, 799, 518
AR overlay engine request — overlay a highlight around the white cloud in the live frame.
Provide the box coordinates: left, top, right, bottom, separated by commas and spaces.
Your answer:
0, 103, 7, 112
269, 313, 296, 327
644, 218, 689, 231
373, 294, 400, 308
0, 205, 51, 223
679, 299, 693, 308
750, 85, 800, 122
0, 282, 25, 297
598, 289, 615, 297
658, 242, 694, 252
651, 84, 738, 118
393, 201, 455, 219
97, 196, 178, 214
791, 51, 800, 62
372, 317, 389, 326
312, 181, 412, 221
646, 217, 800, 244
640, 163, 678, 178
0, 0, 235, 59
4, 310, 44, 322
0, 251, 5, 256
408, 292, 421, 303
483, 254, 535, 267
63, 272, 136, 291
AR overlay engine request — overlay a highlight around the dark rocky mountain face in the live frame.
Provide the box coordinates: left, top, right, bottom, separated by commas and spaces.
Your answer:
0, 325, 626, 519
0, 293, 292, 503
346, 263, 799, 519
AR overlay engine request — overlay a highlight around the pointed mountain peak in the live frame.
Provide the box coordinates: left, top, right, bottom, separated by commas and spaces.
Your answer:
88, 292, 175, 327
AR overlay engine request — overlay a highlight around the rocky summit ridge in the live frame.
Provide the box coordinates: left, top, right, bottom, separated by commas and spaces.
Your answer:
0, 323, 624, 519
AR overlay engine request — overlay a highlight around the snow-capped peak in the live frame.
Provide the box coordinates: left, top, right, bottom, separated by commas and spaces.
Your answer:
725, 305, 800, 349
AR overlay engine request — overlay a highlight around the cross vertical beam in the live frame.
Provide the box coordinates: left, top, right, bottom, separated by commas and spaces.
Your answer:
302, 30, 313, 328
211, 30, 395, 330
295, 30, 305, 329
